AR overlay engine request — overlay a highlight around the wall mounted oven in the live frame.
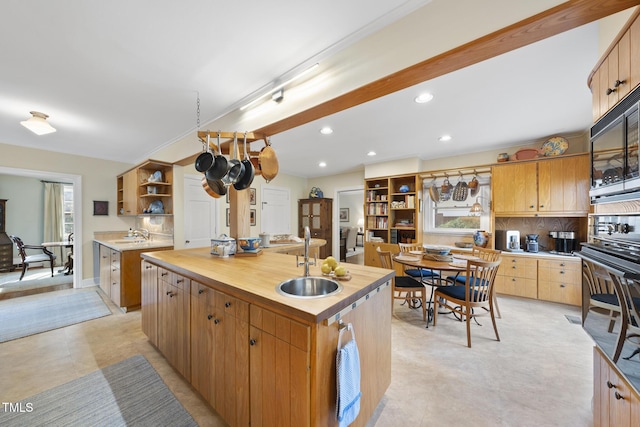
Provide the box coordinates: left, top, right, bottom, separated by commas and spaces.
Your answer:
590, 86, 640, 203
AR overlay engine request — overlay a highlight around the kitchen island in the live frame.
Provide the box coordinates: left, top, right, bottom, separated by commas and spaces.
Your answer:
140, 247, 394, 427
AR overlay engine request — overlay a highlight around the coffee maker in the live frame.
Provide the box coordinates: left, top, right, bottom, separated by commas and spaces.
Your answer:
548, 231, 577, 254
526, 234, 539, 252
495, 230, 522, 252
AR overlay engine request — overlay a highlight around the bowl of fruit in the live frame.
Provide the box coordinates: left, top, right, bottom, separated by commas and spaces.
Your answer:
237, 237, 261, 252
320, 256, 351, 280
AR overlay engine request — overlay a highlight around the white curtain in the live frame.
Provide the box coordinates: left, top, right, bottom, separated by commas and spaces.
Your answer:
44, 182, 64, 266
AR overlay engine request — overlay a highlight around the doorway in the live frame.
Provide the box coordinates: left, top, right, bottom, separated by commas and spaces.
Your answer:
334, 186, 364, 265
183, 174, 218, 248
0, 166, 82, 293
261, 186, 291, 235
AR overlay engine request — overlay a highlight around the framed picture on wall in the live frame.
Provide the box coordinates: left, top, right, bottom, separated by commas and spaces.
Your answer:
250, 209, 256, 226
250, 188, 256, 205
93, 201, 108, 216
339, 208, 349, 222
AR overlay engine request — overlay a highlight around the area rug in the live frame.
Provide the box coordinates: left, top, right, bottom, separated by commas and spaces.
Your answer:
0, 290, 111, 343
0, 354, 197, 426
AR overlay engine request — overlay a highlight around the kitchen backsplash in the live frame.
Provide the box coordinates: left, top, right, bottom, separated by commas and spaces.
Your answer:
494, 217, 587, 251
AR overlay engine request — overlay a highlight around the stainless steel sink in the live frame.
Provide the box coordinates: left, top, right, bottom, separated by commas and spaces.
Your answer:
276, 276, 343, 298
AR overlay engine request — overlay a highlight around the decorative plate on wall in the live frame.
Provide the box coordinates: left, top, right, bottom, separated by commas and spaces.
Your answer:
541, 136, 569, 156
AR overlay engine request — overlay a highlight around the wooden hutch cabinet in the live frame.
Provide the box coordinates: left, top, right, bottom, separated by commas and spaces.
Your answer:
298, 198, 332, 259
0, 199, 13, 272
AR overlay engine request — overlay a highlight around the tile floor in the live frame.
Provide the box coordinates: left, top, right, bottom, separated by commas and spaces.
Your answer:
0, 287, 594, 426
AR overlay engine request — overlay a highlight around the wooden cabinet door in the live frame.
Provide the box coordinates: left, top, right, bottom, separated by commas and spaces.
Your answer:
492, 162, 537, 214
141, 261, 158, 346
600, 56, 611, 118
98, 245, 111, 297
158, 279, 190, 379
608, 44, 621, 110
109, 251, 121, 306
190, 281, 215, 403
618, 30, 631, 101
122, 169, 138, 215
630, 17, 640, 93
250, 306, 311, 427
299, 199, 332, 259
538, 155, 590, 215
592, 67, 602, 122
594, 346, 640, 427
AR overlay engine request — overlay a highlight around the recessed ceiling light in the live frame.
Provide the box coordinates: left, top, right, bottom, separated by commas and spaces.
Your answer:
439, 135, 452, 142
414, 92, 434, 104
319, 161, 327, 167
367, 151, 376, 156
320, 126, 333, 135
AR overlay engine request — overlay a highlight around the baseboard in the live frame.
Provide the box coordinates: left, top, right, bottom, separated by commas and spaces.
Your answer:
80, 277, 100, 288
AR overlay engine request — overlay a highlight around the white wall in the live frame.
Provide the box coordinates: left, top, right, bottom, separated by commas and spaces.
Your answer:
0, 175, 44, 247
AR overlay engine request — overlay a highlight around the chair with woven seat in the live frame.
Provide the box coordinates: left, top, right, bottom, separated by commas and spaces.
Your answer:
433, 258, 502, 347
398, 242, 440, 324
10, 235, 57, 280
608, 273, 640, 362
377, 247, 427, 322
446, 246, 502, 317
582, 259, 619, 332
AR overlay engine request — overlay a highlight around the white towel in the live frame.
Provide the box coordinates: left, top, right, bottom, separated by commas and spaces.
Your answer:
336, 338, 361, 427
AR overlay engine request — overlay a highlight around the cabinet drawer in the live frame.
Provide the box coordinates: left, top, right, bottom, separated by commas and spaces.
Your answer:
250, 305, 310, 352
111, 250, 121, 268
498, 256, 537, 279
495, 275, 537, 299
538, 267, 580, 284
190, 280, 214, 299
538, 258, 580, 272
216, 292, 248, 322
158, 267, 172, 283
171, 273, 190, 291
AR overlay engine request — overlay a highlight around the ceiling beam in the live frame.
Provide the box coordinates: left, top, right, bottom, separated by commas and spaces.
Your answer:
255, 0, 640, 138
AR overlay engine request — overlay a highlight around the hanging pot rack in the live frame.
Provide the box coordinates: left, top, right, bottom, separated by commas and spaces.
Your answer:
419, 166, 492, 181
197, 130, 267, 156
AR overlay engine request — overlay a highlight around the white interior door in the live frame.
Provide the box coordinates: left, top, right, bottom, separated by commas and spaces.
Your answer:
183, 175, 218, 248
261, 186, 291, 235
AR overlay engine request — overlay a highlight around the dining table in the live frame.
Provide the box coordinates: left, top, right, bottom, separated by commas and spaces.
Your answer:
393, 252, 477, 326
41, 240, 74, 275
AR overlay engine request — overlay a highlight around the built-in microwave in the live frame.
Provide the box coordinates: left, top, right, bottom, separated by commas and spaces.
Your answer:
590, 86, 640, 203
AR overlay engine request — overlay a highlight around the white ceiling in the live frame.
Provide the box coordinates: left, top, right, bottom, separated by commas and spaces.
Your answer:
0, 1, 599, 178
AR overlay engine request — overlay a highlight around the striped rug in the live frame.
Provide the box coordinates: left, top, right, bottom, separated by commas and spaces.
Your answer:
0, 290, 111, 343
0, 355, 197, 426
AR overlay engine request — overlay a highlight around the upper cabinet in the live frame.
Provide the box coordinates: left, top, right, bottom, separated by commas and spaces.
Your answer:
492, 154, 590, 217
117, 160, 173, 216
590, 10, 640, 122
298, 198, 333, 259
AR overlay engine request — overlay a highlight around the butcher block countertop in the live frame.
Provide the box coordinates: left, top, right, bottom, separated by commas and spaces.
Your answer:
141, 247, 394, 324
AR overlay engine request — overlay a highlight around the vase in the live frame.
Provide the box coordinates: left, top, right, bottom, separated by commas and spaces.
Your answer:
473, 230, 490, 248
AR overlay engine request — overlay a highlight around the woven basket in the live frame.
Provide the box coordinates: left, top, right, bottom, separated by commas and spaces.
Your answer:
422, 254, 453, 262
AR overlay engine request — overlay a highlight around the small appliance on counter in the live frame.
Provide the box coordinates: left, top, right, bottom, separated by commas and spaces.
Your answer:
495, 230, 523, 252
526, 234, 539, 253
548, 231, 577, 254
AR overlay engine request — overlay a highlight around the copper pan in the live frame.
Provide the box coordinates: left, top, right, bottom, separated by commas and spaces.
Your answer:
201, 176, 225, 198
259, 137, 279, 182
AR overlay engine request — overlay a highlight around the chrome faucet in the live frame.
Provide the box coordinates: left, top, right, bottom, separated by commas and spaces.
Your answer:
132, 228, 149, 240
297, 226, 316, 276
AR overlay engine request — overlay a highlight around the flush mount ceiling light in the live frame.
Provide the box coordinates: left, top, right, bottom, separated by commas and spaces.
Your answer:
319, 161, 327, 167
320, 126, 333, 135
438, 135, 452, 142
20, 111, 56, 135
414, 92, 434, 104
367, 151, 377, 156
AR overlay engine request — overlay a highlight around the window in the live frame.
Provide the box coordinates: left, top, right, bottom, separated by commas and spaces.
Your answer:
63, 184, 74, 235
423, 177, 491, 234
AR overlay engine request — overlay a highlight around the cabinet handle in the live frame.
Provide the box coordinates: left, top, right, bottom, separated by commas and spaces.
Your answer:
225, 301, 231, 308
214, 318, 220, 325
529, 205, 535, 209
249, 338, 257, 346
614, 79, 625, 88
102, 255, 108, 259
176, 279, 184, 283
161, 272, 168, 277
207, 314, 213, 320
539, 205, 544, 208
614, 391, 624, 400
512, 266, 516, 269
511, 259, 516, 263
560, 263, 565, 267
512, 278, 516, 282
606, 87, 616, 95
145, 265, 152, 269
198, 289, 204, 294
560, 271, 565, 274
607, 381, 615, 389
560, 284, 566, 288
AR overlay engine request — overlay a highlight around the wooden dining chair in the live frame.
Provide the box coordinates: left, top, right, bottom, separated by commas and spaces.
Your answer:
608, 273, 640, 362
10, 235, 57, 280
377, 247, 427, 322
447, 246, 502, 317
398, 242, 440, 282
433, 258, 502, 347
582, 260, 619, 331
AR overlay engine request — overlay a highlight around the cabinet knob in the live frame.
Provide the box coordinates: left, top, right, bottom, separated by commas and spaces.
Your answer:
198, 289, 204, 294
560, 284, 566, 288
560, 263, 565, 267
207, 314, 213, 320
614, 79, 625, 88
560, 271, 565, 274
249, 338, 257, 346
177, 279, 184, 283
606, 87, 616, 95
145, 265, 152, 269
512, 266, 516, 269
512, 278, 516, 282
225, 301, 231, 308
539, 205, 544, 208
214, 318, 220, 325
529, 205, 535, 209
161, 272, 168, 277
614, 391, 624, 400
607, 381, 615, 389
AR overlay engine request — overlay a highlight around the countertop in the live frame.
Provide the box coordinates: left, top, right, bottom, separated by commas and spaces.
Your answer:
141, 247, 394, 324
94, 238, 174, 251
450, 246, 578, 260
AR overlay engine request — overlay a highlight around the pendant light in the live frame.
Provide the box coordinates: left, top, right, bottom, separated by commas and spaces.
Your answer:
20, 111, 56, 135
